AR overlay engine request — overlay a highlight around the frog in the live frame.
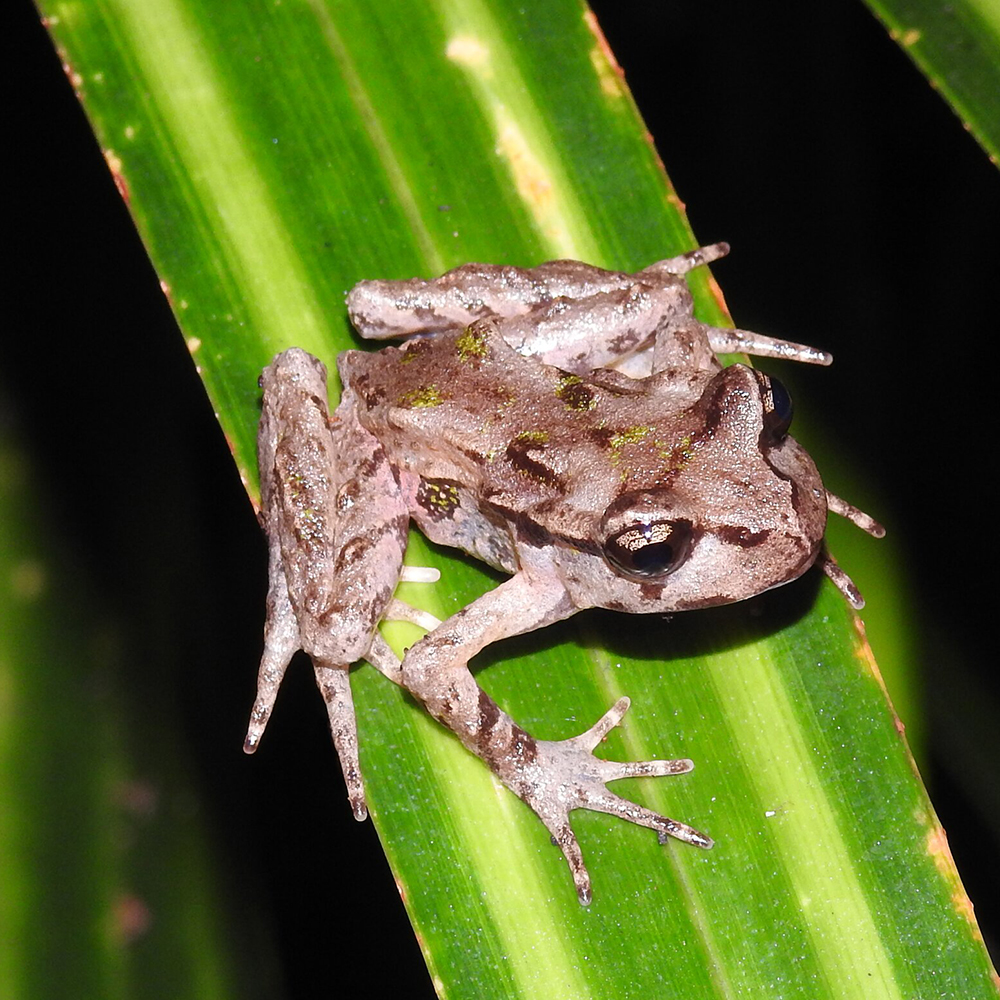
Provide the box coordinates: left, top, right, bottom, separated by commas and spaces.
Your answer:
244, 242, 883, 905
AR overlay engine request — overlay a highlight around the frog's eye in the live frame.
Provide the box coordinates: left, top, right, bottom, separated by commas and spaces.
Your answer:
760, 375, 793, 438
604, 519, 693, 579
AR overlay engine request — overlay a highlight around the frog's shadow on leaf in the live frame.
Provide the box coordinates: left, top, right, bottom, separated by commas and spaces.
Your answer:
467, 556, 825, 678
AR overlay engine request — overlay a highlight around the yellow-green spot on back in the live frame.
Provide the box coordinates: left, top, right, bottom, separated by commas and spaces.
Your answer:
610, 424, 652, 451
656, 433, 696, 471
515, 430, 549, 444
609, 424, 652, 470
456, 325, 490, 363
555, 372, 596, 411
398, 385, 447, 408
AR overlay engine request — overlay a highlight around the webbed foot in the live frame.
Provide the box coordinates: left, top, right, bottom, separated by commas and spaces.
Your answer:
505, 696, 712, 905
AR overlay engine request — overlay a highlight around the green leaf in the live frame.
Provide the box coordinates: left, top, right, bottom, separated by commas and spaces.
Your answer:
38, 0, 997, 997
863, 0, 1000, 166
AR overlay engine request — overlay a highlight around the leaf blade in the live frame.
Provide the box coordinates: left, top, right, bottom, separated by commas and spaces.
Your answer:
39, 0, 998, 996
863, 0, 1000, 165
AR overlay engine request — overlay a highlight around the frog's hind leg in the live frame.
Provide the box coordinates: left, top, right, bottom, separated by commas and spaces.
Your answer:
542, 697, 711, 902
702, 326, 833, 366
489, 244, 734, 374
639, 241, 730, 276
250, 349, 409, 820
245, 554, 392, 821
399, 571, 712, 904
244, 547, 300, 754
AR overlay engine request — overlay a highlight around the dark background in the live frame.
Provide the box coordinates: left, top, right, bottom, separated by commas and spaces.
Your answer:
11, 0, 998, 994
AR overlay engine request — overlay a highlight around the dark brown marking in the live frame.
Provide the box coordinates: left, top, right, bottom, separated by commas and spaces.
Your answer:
609, 329, 642, 354
717, 525, 773, 548
337, 481, 361, 510
357, 449, 386, 478
478, 689, 501, 736
555, 533, 602, 556
459, 446, 488, 467
513, 513, 552, 549
587, 426, 616, 449
416, 478, 462, 521
556, 380, 595, 411
408, 305, 443, 325
402, 337, 432, 355
505, 438, 561, 486
509, 725, 538, 765
307, 392, 329, 414
334, 532, 374, 573
485, 500, 601, 556
361, 385, 387, 408
374, 584, 394, 612
701, 393, 725, 437
639, 582, 665, 601
586, 370, 641, 396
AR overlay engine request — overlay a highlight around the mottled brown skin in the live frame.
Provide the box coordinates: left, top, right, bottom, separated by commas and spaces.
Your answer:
246, 243, 883, 905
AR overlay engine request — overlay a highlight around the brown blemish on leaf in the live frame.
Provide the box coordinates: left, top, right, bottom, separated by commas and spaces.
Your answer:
496, 117, 554, 216
445, 35, 491, 72
665, 187, 686, 213
850, 609, 920, 776
705, 272, 731, 322
61, 57, 84, 95
104, 149, 131, 206
114, 779, 159, 819
889, 27, 921, 47
110, 894, 152, 946
393, 875, 407, 904
925, 824, 984, 941
583, 10, 625, 97
10, 560, 45, 600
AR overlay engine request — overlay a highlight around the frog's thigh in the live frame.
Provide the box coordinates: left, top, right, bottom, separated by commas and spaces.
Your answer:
400, 573, 574, 747
348, 260, 631, 339
495, 286, 694, 373
289, 390, 408, 820
296, 391, 410, 667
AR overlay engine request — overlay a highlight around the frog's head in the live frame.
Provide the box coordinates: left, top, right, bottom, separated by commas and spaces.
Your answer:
586, 364, 880, 612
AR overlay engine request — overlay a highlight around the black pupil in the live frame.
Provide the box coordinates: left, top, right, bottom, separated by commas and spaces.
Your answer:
605, 521, 691, 579
766, 377, 793, 437
630, 539, 675, 574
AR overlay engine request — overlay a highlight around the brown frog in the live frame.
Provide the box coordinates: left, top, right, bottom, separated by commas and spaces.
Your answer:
245, 243, 883, 904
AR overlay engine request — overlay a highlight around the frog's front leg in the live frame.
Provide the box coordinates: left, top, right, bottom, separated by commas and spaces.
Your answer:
399, 572, 712, 904
246, 349, 409, 820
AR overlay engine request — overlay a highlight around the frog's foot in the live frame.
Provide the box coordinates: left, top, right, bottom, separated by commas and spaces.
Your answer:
642, 241, 730, 276
314, 663, 367, 821
507, 696, 712, 905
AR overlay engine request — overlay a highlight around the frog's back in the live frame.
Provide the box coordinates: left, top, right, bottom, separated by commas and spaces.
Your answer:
344, 321, 728, 518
